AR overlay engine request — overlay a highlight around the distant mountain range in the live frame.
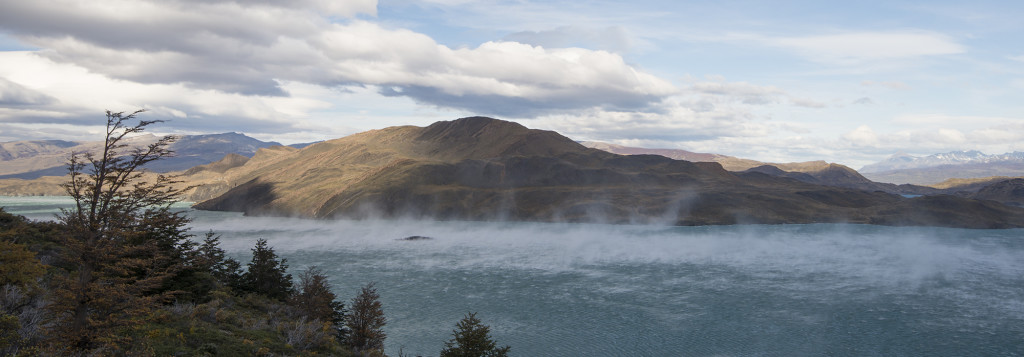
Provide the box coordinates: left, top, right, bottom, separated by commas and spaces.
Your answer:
0, 132, 282, 179
580, 142, 942, 195
860, 151, 1024, 185
4, 118, 1024, 228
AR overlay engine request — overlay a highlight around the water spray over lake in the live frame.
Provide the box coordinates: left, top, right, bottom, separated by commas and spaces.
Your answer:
5, 196, 1023, 356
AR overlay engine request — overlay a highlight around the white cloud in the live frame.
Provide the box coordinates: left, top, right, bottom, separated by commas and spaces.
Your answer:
839, 120, 1024, 157
770, 31, 966, 64
0, 0, 676, 118
0, 52, 324, 137
0, 77, 56, 106
842, 125, 880, 147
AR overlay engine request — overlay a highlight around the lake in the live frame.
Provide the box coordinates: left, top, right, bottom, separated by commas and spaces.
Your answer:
3, 196, 1023, 356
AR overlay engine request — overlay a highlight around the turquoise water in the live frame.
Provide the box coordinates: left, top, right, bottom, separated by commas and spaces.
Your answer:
3, 196, 1024, 356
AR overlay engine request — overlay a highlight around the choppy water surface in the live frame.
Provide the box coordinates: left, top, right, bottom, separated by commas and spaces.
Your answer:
4, 196, 1023, 356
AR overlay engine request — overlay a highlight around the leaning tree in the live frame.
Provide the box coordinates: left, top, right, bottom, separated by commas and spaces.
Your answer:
48, 110, 192, 351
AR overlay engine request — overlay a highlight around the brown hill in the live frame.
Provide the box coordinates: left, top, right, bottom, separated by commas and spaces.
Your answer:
192, 117, 1024, 228
969, 178, 1024, 206
929, 176, 1024, 190
579, 141, 765, 171
581, 142, 951, 196
738, 164, 942, 196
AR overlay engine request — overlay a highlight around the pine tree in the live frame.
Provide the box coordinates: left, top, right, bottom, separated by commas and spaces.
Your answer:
48, 110, 192, 351
241, 238, 293, 300
440, 312, 510, 357
193, 230, 243, 284
347, 282, 386, 354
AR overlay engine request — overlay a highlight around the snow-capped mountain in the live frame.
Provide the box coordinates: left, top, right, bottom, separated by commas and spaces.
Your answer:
861, 150, 1024, 173
860, 150, 1024, 185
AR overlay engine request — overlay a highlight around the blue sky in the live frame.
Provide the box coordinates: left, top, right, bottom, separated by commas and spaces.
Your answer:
0, 0, 1022, 168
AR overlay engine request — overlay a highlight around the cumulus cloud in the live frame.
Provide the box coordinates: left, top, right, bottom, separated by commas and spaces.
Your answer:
0, 0, 675, 117
769, 31, 965, 64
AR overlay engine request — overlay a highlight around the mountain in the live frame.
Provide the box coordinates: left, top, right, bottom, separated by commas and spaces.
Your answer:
579, 141, 766, 171
861, 150, 991, 172
191, 117, 1024, 228
0, 140, 79, 160
737, 164, 943, 196
149, 132, 281, 172
581, 142, 942, 195
0, 132, 281, 179
0, 135, 159, 179
861, 151, 1024, 185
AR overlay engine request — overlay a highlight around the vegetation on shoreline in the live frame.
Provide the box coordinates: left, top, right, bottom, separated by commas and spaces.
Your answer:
0, 111, 509, 356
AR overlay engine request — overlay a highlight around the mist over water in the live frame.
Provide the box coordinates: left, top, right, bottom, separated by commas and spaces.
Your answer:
4, 196, 1024, 356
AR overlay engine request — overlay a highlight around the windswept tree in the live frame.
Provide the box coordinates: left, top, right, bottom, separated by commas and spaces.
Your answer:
440, 312, 510, 357
47, 110, 192, 351
347, 282, 387, 355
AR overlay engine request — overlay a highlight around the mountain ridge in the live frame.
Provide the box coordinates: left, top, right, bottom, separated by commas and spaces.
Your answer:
191, 117, 1024, 228
861, 150, 1024, 173
0, 132, 282, 179
4, 117, 1023, 228
860, 150, 1024, 185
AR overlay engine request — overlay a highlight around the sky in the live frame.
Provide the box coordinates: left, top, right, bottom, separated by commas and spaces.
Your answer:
0, 0, 1022, 168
